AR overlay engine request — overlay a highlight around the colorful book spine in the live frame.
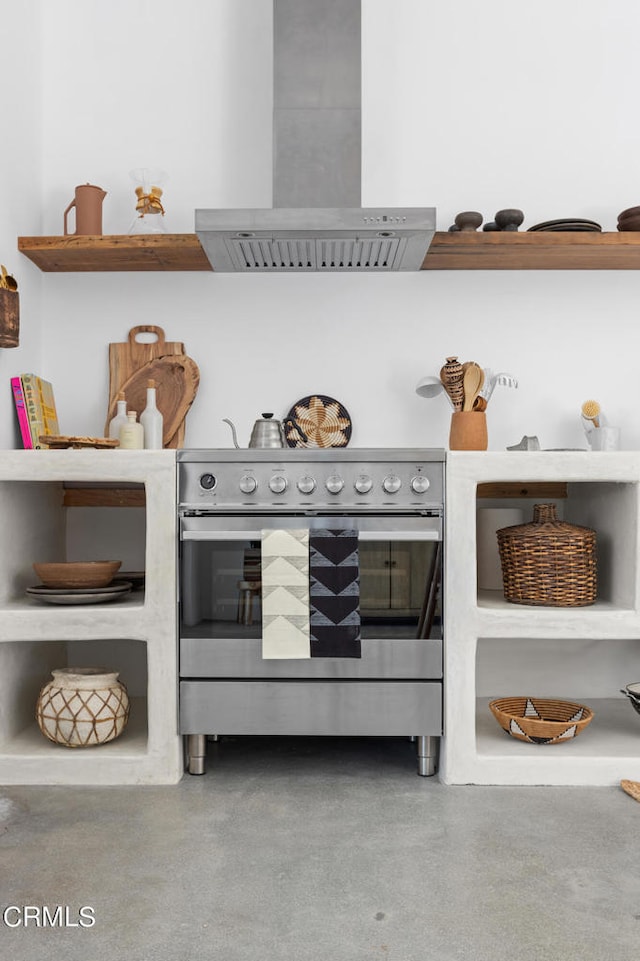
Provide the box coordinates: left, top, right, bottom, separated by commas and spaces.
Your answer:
10, 376, 33, 449
37, 377, 60, 437
19, 373, 59, 449
20, 373, 45, 448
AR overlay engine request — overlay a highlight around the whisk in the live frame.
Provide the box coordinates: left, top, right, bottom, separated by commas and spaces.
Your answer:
481, 370, 518, 402
581, 399, 601, 428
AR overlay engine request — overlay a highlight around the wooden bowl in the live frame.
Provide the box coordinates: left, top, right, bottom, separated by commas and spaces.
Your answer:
33, 561, 122, 589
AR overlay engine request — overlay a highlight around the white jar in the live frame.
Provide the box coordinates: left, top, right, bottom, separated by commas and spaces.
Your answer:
140, 379, 163, 449
119, 411, 144, 449
108, 392, 128, 440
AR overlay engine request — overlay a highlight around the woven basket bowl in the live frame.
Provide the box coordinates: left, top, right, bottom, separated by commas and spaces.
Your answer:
33, 560, 121, 589
489, 697, 594, 744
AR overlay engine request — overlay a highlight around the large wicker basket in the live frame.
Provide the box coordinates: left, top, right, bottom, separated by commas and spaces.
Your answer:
489, 697, 594, 744
496, 503, 596, 607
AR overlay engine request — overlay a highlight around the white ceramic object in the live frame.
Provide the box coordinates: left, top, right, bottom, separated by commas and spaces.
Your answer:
108, 395, 128, 440
140, 380, 163, 449
585, 426, 620, 451
119, 411, 144, 449
36, 667, 130, 747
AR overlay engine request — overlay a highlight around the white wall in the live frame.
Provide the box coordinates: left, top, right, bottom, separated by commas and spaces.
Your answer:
14, 0, 640, 451
0, 0, 44, 449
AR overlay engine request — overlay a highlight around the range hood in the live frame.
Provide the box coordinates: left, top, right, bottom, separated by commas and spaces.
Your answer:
196, 0, 436, 272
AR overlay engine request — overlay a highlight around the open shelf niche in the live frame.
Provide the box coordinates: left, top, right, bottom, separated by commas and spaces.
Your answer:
0, 451, 181, 785
442, 451, 640, 786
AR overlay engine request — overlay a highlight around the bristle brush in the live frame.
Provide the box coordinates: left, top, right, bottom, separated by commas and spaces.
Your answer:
581, 399, 601, 428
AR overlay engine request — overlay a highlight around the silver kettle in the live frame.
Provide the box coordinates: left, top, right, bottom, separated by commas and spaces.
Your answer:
223, 413, 286, 449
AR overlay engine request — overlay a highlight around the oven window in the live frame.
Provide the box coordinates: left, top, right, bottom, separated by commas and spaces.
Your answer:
180, 537, 441, 641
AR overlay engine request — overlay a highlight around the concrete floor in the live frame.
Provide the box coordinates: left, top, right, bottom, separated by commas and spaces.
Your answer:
1, 736, 638, 961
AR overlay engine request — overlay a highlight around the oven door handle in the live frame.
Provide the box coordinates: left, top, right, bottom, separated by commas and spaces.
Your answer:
180, 530, 441, 542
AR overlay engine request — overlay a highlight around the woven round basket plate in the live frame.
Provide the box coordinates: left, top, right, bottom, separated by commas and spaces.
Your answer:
284, 395, 352, 448
489, 697, 594, 744
41, 435, 119, 449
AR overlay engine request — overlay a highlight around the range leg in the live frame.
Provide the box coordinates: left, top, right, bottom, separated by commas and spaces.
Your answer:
187, 734, 207, 775
416, 735, 438, 777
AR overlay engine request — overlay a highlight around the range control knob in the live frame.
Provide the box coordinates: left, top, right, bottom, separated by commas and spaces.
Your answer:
382, 474, 402, 494
297, 475, 316, 495
239, 474, 257, 494
410, 475, 431, 494
199, 473, 216, 491
325, 474, 344, 495
354, 474, 373, 494
269, 474, 288, 494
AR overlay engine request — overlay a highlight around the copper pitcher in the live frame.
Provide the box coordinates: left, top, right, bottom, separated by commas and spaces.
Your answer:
63, 183, 107, 236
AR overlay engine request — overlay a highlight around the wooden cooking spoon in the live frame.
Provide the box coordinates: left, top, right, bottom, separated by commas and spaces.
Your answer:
462, 362, 484, 411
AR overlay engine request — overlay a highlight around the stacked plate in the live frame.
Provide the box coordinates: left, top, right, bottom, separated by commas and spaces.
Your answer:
113, 571, 145, 591
527, 218, 601, 232
28, 560, 133, 604
26, 582, 132, 605
617, 206, 640, 231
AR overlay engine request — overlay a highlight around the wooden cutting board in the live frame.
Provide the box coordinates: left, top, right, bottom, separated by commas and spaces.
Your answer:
105, 355, 200, 449
106, 325, 193, 446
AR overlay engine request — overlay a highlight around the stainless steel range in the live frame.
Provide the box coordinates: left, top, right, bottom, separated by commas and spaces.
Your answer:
177, 448, 445, 776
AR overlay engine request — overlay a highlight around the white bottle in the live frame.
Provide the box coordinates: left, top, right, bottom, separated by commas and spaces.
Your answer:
118, 411, 144, 449
140, 378, 163, 449
108, 392, 128, 440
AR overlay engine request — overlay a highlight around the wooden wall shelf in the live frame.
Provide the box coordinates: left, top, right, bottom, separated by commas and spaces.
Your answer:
18, 231, 640, 272
17, 234, 212, 272
423, 231, 640, 270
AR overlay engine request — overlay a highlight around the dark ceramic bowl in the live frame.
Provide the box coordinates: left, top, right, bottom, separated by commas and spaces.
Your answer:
618, 205, 640, 220
621, 683, 640, 717
617, 218, 640, 232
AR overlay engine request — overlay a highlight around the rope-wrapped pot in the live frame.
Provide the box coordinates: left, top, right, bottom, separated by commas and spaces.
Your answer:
496, 503, 596, 606
36, 667, 130, 747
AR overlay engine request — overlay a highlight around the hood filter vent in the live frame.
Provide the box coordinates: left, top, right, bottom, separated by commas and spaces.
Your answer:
229, 235, 404, 271
195, 0, 436, 272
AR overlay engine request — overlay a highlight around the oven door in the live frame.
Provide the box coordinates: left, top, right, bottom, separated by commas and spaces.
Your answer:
179, 512, 442, 682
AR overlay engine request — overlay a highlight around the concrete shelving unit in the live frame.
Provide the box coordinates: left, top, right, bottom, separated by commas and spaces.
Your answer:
442, 451, 640, 786
0, 450, 182, 785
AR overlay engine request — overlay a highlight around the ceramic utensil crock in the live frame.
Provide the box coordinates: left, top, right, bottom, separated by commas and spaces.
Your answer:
449, 411, 488, 450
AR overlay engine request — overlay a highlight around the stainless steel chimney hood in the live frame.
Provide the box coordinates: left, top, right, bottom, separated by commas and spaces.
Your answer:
196, 0, 436, 272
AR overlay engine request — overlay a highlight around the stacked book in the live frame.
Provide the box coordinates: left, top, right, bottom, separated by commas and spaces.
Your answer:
11, 374, 60, 449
